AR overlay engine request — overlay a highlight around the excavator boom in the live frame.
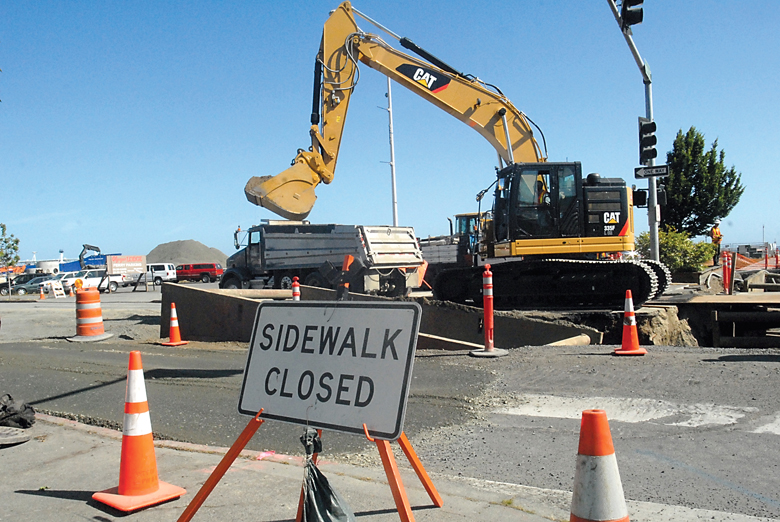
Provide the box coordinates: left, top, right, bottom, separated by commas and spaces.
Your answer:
245, 1, 545, 220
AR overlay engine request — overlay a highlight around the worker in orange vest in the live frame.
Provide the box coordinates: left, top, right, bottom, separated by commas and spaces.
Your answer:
709, 220, 723, 265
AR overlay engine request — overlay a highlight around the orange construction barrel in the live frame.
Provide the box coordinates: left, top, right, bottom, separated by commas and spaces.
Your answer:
67, 287, 113, 342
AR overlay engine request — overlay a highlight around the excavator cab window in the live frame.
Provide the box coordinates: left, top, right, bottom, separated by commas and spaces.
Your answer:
557, 165, 580, 236
509, 169, 556, 238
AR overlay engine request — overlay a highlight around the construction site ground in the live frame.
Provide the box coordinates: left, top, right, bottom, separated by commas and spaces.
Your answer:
2, 283, 780, 520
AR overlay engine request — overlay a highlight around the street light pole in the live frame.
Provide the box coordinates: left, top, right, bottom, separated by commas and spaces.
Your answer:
385, 77, 399, 226
607, 0, 660, 262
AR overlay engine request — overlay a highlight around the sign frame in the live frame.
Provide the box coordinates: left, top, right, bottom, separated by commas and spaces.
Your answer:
238, 300, 421, 441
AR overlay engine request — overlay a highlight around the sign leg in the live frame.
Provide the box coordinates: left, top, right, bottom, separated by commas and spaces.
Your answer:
177, 411, 264, 522
397, 432, 443, 507
376, 439, 415, 522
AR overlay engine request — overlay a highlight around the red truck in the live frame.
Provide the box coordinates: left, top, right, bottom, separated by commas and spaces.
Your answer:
175, 263, 223, 283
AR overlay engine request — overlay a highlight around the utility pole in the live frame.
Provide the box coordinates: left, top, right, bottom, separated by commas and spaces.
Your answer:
607, 0, 660, 262
380, 77, 399, 226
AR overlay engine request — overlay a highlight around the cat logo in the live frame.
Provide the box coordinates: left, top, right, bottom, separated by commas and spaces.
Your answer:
396, 64, 451, 93
603, 211, 621, 224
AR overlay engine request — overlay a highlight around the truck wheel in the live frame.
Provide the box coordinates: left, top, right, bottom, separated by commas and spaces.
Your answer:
304, 272, 330, 288
222, 278, 240, 289
201, 273, 211, 284
273, 272, 294, 290
109, 281, 118, 292
154, 277, 162, 286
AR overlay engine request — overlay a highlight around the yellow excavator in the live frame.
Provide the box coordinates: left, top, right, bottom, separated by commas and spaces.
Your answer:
245, 2, 669, 309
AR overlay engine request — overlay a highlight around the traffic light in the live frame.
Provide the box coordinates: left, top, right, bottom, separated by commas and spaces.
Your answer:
621, 0, 644, 31
639, 118, 657, 165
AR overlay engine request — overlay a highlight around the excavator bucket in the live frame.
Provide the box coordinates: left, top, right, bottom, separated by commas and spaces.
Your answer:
244, 161, 321, 221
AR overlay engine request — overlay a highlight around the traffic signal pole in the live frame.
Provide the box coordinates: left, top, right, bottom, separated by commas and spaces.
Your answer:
607, 0, 660, 262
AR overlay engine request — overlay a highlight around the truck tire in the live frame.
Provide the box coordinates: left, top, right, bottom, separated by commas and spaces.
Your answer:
154, 277, 162, 286
304, 272, 330, 288
108, 281, 118, 293
201, 273, 211, 284
222, 278, 240, 289
273, 272, 294, 290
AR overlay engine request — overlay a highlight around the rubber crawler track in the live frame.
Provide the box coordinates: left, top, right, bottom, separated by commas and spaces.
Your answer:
433, 259, 659, 310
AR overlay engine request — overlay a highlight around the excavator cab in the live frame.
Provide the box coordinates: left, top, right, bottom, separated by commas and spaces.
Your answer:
490, 162, 632, 257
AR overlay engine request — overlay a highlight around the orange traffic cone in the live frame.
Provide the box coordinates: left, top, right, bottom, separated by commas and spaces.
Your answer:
69, 285, 75, 297
570, 409, 629, 522
93, 351, 186, 512
39, 286, 46, 300
161, 303, 189, 346
614, 290, 646, 355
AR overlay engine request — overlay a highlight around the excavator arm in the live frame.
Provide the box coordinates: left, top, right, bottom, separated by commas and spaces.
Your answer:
246, 1, 546, 220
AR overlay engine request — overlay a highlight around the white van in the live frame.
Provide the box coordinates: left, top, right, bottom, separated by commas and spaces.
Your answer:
145, 263, 177, 285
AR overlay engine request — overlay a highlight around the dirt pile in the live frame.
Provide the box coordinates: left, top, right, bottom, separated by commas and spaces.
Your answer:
147, 240, 227, 266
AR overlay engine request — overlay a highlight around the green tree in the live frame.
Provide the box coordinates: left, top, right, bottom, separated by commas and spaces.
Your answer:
636, 227, 716, 273
0, 223, 20, 268
661, 127, 744, 236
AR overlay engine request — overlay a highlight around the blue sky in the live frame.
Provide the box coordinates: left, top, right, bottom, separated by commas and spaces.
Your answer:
2, 1, 778, 262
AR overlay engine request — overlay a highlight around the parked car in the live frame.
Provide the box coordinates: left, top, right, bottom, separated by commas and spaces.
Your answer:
175, 263, 223, 283
40, 271, 79, 294
61, 269, 125, 293
11, 272, 49, 286
13, 275, 55, 295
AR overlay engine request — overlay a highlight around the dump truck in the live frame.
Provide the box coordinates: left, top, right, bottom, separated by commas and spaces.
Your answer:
219, 221, 425, 297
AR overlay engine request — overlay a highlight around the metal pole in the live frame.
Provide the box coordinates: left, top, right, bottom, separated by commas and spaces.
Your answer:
387, 78, 399, 226
645, 81, 660, 262
607, 0, 659, 261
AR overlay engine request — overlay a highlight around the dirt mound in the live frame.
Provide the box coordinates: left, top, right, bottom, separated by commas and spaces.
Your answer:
147, 240, 227, 266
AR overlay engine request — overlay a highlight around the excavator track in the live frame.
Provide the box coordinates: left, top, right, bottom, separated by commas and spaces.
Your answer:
639, 259, 672, 298
433, 258, 658, 311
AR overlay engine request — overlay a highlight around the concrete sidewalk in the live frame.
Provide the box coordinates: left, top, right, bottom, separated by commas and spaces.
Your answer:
1, 415, 772, 522
1, 414, 557, 522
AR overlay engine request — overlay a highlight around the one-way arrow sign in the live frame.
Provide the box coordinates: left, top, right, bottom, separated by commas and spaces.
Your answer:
634, 164, 669, 179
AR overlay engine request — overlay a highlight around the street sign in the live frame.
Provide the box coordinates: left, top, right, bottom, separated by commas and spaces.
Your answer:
238, 300, 421, 441
634, 164, 669, 179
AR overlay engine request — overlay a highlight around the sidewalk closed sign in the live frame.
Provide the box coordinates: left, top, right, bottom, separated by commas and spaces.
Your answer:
238, 301, 421, 441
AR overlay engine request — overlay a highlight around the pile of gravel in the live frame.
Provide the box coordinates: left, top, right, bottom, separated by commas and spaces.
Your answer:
147, 240, 227, 266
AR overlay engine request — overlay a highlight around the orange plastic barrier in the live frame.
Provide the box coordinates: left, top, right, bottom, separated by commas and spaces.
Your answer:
75, 288, 106, 337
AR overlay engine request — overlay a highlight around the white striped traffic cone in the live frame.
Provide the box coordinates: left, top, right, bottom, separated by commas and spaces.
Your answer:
570, 409, 629, 522
92, 350, 186, 511
614, 290, 646, 355
161, 302, 188, 346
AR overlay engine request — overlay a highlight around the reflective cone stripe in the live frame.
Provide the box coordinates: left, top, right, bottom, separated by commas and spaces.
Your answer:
623, 293, 635, 326
75, 288, 105, 337
162, 303, 188, 346
118, 351, 159, 496
570, 410, 629, 522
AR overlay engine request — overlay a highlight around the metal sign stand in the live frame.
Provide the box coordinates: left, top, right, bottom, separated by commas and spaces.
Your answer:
176, 411, 441, 522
